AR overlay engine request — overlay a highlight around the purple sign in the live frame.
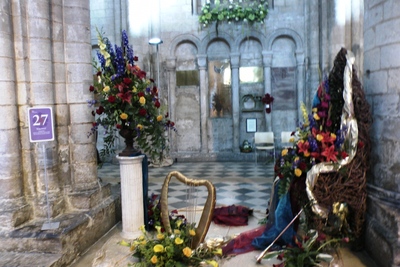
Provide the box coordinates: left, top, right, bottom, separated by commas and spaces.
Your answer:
28, 107, 54, 142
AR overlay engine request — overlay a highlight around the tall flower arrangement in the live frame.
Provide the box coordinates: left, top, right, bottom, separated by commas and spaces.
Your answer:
275, 77, 348, 196
88, 29, 176, 162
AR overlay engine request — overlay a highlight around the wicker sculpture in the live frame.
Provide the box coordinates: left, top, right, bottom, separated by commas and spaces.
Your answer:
304, 48, 372, 240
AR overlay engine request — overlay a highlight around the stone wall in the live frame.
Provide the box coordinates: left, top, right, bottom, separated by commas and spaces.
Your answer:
363, 0, 400, 266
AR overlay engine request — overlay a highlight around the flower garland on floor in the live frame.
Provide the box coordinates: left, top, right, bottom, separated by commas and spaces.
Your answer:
121, 195, 223, 267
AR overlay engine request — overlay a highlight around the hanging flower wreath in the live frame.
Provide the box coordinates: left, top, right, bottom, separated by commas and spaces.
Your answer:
261, 93, 274, 113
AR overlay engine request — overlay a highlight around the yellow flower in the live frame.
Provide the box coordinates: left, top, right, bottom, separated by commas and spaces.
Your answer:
150, 255, 158, 264
174, 229, 181, 235
213, 248, 223, 256
119, 240, 130, 247
289, 137, 295, 143
139, 96, 146, 105
157, 115, 163, 122
139, 225, 145, 232
137, 124, 143, 130
132, 86, 137, 92
304, 151, 310, 157
312, 108, 318, 113
313, 113, 320, 120
281, 149, 288, 156
331, 133, 336, 140
175, 237, 184, 245
120, 113, 128, 120
103, 86, 110, 93
189, 229, 196, 236
153, 244, 164, 253
182, 247, 192, 257
316, 134, 323, 141
294, 168, 302, 177
99, 43, 106, 50
138, 235, 145, 241
206, 260, 219, 267
176, 219, 182, 228
155, 225, 162, 234
157, 233, 165, 240
294, 156, 299, 162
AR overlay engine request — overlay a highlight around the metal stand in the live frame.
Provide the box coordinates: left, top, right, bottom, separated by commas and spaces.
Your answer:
256, 209, 303, 263
41, 143, 59, 230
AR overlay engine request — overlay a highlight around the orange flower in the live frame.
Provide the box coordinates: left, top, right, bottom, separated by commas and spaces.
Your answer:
183, 247, 192, 257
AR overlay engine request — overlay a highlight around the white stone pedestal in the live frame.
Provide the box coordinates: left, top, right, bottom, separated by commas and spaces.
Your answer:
116, 155, 145, 239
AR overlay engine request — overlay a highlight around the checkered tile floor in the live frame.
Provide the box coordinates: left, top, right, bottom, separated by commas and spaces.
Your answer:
98, 161, 275, 212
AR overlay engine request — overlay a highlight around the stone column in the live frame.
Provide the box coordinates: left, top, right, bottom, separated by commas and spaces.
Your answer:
197, 54, 209, 153
64, 0, 99, 193
166, 57, 177, 152
230, 52, 240, 152
296, 52, 305, 121
363, 1, 400, 266
0, 0, 32, 230
117, 155, 145, 239
24, 0, 63, 218
262, 51, 273, 131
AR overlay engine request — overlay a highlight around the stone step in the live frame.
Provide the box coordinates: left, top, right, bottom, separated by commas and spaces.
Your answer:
0, 252, 62, 267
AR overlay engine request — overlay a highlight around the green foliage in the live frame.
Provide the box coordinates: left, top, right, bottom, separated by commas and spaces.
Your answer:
199, 0, 268, 28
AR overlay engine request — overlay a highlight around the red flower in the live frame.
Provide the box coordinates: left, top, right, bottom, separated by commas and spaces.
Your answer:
297, 140, 310, 156
321, 132, 336, 145
154, 100, 160, 108
340, 151, 348, 159
108, 95, 116, 103
96, 106, 104, 115
123, 78, 132, 85
96, 71, 102, 76
116, 91, 132, 104
317, 232, 326, 242
152, 86, 158, 96
266, 107, 272, 113
321, 145, 338, 162
133, 56, 138, 61
342, 237, 350, 243
298, 161, 307, 170
138, 92, 145, 98
89, 85, 95, 92
358, 141, 364, 148
116, 124, 121, 129
91, 110, 95, 116
139, 108, 147, 116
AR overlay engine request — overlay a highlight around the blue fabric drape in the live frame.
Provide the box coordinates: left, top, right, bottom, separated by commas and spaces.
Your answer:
252, 186, 295, 249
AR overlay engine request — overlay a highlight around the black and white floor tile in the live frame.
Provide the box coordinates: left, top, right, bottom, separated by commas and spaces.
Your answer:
98, 161, 275, 212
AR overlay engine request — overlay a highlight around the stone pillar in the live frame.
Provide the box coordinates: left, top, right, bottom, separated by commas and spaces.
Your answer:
166, 57, 177, 152
0, 0, 32, 230
64, 0, 99, 193
363, 0, 400, 266
117, 155, 145, 239
230, 52, 240, 152
296, 52, 305, 121
24, 0, 64, 218
197, 54, 209, 153
262, 51, 273, 131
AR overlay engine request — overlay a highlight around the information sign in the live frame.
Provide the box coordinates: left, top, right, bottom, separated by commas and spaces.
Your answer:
28, 107, 54, 142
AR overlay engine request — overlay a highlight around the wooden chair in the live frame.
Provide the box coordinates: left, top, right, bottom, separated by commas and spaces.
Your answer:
254, 132, 275, 164
160, 171, 216, 249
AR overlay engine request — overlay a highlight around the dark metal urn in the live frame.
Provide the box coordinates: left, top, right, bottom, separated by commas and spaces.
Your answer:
118, 127, 141, 156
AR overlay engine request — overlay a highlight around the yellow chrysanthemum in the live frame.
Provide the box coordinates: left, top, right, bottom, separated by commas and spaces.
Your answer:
175, 237, 184, 245
103, 86, 110, 93
189, 229, 196, 236
281, 149, 288, 156
213, 248, 223, 256
150, 255, 158, 264
316, 134, 323, 141
120, 113, 128, 120
174, 229, 181, 235
313, 113, 320, 120
137, 124, 143, 130
157, 115, 163, 122
132, 86, 137, 93
139, 96, 146, 105
182, 247, 192, 257
206, 260, 219, 267
153, 244, 164, 253
157, 233, 165, 240
294, 168, 302, 177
